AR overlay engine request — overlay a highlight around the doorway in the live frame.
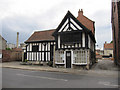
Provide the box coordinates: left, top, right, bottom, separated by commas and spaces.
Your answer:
66, 51, 71, 68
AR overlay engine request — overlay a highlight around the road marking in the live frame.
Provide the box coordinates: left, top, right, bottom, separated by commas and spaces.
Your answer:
98, 81, 118, 87
16, 74, 68, 82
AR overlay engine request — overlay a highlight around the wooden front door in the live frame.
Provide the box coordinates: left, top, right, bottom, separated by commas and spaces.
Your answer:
66, 51, 71, 68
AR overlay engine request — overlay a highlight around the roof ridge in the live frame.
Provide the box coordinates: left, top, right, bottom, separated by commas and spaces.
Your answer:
77, 14, 95, 23
34, 29, 55, 33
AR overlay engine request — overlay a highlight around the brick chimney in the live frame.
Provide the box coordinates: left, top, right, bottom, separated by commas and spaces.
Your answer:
78, 9, 83, 17
77, 9, 95, 35
16, 32, 19, 48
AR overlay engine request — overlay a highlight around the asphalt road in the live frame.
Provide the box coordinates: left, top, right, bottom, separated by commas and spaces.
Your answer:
2, 68, 118, 88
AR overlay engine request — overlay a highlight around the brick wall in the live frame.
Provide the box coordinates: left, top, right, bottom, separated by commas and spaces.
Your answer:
2, 50, 22, 62
111, 2, 120, 65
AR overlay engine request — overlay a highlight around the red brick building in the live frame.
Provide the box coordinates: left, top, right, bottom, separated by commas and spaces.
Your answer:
104, 42, 113, 57
111, 1, 120, 66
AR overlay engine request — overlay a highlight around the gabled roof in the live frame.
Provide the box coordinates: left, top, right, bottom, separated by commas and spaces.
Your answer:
52, 11, 96, 42
52, 11, 90, 35
25, 29, 55, 43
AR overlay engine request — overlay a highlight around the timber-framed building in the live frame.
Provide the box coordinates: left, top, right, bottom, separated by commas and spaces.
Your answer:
25, 10, 96, 69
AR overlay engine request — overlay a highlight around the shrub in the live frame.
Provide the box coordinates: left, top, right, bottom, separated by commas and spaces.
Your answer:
47, 61, 53, 67
6, 48, 11, 50
25, 59, 28, 62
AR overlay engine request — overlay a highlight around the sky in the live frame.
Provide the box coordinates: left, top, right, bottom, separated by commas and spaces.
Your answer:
0, 0, 112, 49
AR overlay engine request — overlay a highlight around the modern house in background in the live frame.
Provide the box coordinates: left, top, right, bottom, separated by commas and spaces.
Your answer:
25, 10, 96, 69
7, 43, 16, 49
111, 1, 120, 66
103, 41, 113, 58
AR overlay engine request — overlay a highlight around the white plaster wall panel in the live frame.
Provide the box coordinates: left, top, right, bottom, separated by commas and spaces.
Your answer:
29, 53, 31, 60
32, 52, 33, 60
46, 44, 48, 51
82, 33, 85, 47
79, 43, 81, 47
58, 35, 60, 48
42, 52, 44, 61
48, 43, 50, 51
58, 19, 68, 32
39, 43, 41, 51
70, 18, 82, 30
63, 25, 68, 32
39, 52, 41, 61
42, 44, 44, 51
27, 45, 29, 51
75, 44, 77, 47
37, 52, 39, 61
48, 52, 50, 61
70, 23, 76, 30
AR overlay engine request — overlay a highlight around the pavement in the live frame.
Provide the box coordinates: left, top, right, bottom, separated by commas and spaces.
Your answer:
1, 60, 119, 77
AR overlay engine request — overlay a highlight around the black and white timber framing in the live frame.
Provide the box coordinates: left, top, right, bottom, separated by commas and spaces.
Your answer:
25, 11, 96, 69
25, 41, 55, 62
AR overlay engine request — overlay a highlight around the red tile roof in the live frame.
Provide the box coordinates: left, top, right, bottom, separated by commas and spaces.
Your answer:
25, 29, 55, 43
77, 9, 95, 35
104, 43, 113, 49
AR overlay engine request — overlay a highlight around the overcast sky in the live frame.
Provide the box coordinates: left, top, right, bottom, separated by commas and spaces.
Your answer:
0, 0, 112, 49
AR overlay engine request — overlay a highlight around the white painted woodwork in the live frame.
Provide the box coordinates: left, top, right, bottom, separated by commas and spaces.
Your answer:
48, 52, 50, 61
42, 52, 44, 61
58, 19, 68, 32
63, 24, 69, 32
70, 18, 82, 30
27, 45, 29, 51
58, 35, 60, 48
37, 52, 39, 61
42, 44, 44, 51
71, 23, 77, 30
82, 33, 85, 47
39, 43, 41, 51
48, 43, 50, 51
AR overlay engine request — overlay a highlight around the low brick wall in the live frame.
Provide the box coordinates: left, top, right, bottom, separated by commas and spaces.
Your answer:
2, 50, 22, 62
